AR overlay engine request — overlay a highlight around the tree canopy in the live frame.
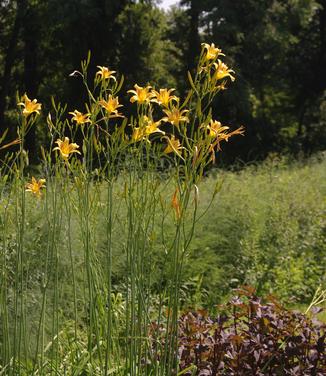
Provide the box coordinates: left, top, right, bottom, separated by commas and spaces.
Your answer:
0, 0, 325, 163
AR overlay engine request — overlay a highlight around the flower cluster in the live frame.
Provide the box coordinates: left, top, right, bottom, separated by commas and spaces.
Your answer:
131, 115, 164, 142
17, 43, 244, 193
200, 42, 236, 91
125, 83, 191, 153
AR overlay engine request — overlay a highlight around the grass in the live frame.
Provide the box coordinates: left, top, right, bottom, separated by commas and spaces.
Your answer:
1, 153, 325, 374
185, 153, 326, 307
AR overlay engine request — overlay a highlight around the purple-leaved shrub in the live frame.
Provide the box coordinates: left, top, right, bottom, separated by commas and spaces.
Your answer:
150, 286, 326, 375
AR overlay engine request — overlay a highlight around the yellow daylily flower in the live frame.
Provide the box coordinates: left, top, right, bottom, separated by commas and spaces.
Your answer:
202, 43, 225, 61
17, 94, 42, 117
151, 88, 179, 107
205, 120, 244, 150
206, 119, 230, 138
143, 116, 164, 136
163, 135, 183, 157
99, 95, 123, 117
69, 110, 91, 125
131, 127, 145, 142
131, 116, 164, 142
162, 107, 189, 128
96, 66, 116, 81
128, 84, 152, 104
53, 137, 81, 159
25, 177, 46, 197
213, 60, 235, 82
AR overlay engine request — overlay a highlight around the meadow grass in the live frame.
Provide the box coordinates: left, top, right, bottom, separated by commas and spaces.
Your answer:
186, 154, 326, 307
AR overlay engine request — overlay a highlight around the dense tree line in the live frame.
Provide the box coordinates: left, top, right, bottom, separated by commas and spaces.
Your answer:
0, 0, 325, 163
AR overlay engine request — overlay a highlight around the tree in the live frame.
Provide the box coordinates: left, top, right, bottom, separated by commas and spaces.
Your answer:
116, 2, 177, 89
0, 0, 27, 136
199, 0, 325, 160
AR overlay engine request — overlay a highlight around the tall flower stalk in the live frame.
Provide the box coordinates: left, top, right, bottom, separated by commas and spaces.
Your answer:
0, 43, 244, 375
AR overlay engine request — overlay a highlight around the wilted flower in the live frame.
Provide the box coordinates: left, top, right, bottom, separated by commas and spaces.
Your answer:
171, 188, 181, 220
96, 66, 116, 81
213, 60, 235, 82
151, 88, 179, 107
17, 94, 42, 117
162, 107, 189, 128
222, 125, 245, 142
69, 110, 91, 125
99, 95, 123, 117
209, 144, 216, 163
25, 177, 46, 197
53, 137, 81, 159
215, 81, 228, 91
202, 43, 224, 61
128, 84, 152, 104
192, 145, 199, 167
0, 138, 21, 150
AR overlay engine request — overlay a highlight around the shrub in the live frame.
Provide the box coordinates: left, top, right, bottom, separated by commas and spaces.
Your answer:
151, 287, 326, 375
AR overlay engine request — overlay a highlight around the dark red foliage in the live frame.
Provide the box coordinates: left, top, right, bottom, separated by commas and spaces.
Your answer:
151, 287, 326, 375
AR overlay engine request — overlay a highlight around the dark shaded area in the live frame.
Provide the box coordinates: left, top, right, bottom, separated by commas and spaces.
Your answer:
0, 0, 325, 164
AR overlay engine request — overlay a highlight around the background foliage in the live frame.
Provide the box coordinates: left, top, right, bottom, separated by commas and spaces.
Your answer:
0, 0, 325, 163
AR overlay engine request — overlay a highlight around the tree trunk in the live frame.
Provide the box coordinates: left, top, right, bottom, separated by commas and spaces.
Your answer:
23, 3, 39, 162
186, 0, 201, 73
0, 0, 27, 135
317, 0, 326, 92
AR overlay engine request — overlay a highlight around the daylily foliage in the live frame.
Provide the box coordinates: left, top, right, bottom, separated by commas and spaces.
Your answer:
2, 41, 248, 376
